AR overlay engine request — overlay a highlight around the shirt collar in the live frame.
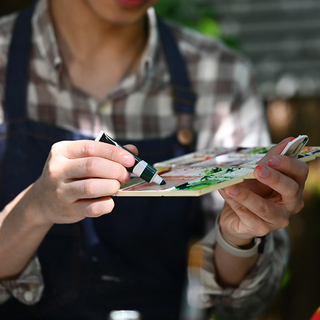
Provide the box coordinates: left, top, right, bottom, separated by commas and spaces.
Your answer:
140, 6, 158, 74
32, 0, 62, 84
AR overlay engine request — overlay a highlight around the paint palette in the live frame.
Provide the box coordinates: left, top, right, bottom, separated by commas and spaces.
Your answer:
115, 136, 320, 197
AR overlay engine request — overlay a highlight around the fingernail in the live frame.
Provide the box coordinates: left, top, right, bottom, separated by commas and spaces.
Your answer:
268, 155, 281, 168
123, 155, 133, 167
256, 164, 269, 178
228, 185, 240, 195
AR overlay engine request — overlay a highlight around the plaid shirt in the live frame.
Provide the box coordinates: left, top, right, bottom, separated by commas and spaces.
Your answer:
0, 1, 289, 319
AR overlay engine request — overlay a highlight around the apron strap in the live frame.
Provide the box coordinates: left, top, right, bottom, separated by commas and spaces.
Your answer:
4, 2, 37, 121
157, 17, 197, 149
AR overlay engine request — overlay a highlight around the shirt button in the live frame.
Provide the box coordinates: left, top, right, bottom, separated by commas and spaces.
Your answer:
24, 291, 34, 302
177, 128, 194, 146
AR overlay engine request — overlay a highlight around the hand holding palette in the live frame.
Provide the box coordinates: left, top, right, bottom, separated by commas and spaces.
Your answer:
115, 135, 320, 197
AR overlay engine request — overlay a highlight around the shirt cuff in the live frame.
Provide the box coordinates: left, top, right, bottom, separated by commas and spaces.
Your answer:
0, 256, 44, 305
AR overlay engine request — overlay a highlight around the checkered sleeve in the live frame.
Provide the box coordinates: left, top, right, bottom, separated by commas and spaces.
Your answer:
0, 256, 44, 305
188, 227, 289, 320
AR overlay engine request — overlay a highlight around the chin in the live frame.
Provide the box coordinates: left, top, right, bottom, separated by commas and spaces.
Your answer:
85, 0, 159, 24
116, 0, 150, 9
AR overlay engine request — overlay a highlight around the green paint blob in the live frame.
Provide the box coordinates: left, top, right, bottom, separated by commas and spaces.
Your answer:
205, 167, 223, 175
244, 147, 271, 154
226, 167, 239, 173
175, 177, 230, 191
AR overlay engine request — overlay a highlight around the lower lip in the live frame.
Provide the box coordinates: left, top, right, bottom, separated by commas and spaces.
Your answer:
117, 0, 147, 8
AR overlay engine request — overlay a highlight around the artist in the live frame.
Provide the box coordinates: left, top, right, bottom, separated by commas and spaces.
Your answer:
0, 0, 308, 319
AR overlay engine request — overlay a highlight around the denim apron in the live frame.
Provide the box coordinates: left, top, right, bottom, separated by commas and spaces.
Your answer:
0, 3, 204, 320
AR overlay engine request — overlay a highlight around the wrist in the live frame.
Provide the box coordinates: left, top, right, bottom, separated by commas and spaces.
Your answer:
21, 184, 54, 229
215, 215, 265, 258
220, 229, 254, 248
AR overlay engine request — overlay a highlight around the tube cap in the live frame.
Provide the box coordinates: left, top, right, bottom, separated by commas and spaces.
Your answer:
151, 174, 165, 185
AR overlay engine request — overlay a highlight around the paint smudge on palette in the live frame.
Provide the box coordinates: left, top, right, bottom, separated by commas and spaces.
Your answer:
174, 166, 254, 191
120, 176, 200, 192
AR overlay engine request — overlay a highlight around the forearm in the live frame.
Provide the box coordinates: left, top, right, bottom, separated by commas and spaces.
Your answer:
0, 184, 53, 279
213, 231, 287, 320
213, 211, 260, 287
214, 243, 259, 287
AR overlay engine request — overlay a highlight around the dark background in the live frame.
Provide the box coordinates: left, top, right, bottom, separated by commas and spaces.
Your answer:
1, 1, 320, 319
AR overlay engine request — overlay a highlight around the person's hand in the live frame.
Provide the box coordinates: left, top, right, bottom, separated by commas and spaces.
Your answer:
218, 137, 309, 247
30, 140, 136, 225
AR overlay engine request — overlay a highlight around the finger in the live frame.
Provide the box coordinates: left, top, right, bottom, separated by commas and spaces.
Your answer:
220, 186, 268, 224
74, 196, 116, 218
65, 178, 121, 201
124, 144, 139, 156
254, 164, 304, 213
51, 140, 135, 168
258, 137, 294, 166
219, 188, 264, 225
267, 155, 309, 187
222, 184, 290, 231
62, 157, 130, 183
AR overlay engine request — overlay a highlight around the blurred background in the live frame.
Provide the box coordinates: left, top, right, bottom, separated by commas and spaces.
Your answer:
1, 0, 320, 319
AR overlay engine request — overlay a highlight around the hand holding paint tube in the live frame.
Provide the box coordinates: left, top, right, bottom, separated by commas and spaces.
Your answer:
95, 131, 166, 185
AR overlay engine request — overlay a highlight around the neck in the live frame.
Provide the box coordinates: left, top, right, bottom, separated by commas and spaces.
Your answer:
49, 0, 149, 99
50, 0, 148, 61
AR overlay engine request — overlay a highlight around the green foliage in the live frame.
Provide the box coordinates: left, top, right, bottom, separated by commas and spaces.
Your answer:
154, 0, 221, 38
197, 16, 221, 38
154, 0, 241, 50
281, 268, 291, 289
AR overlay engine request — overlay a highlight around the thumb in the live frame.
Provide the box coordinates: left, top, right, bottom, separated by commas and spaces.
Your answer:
258, 137, 294, 165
